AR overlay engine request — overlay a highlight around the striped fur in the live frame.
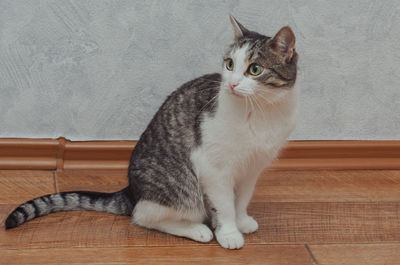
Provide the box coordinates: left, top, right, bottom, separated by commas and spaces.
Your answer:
5, 188, 134, 229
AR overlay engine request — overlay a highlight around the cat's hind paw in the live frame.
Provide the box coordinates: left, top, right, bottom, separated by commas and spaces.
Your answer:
187, 224, 214, 243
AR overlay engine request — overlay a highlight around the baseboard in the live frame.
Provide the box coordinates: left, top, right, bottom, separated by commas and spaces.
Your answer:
0, 138, 399, 171
275, 141, 400, 170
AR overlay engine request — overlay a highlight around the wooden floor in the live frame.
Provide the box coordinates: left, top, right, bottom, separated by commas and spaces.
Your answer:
1, 169, 400, 264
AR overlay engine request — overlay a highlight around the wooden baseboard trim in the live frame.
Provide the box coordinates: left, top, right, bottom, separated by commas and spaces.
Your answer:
273, 140, 400, 170
0, 138, 59, 170
0, 138, 399, 171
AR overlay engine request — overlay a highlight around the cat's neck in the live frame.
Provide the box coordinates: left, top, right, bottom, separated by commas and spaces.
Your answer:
217, 85, 298, 133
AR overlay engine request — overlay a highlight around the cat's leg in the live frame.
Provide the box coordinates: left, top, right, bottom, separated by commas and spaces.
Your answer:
202, 169, 244, 249
235, 158, 269, 234
235, 175, 259, 234
132, 200, 213, 243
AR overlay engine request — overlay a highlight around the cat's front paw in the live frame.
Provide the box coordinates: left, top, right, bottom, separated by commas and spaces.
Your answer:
215, 229, 244, 249
237, 215, 258, 234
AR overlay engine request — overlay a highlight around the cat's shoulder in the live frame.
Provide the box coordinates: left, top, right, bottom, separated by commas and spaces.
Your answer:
178, 73, 221, 92
165, 73, 221, 103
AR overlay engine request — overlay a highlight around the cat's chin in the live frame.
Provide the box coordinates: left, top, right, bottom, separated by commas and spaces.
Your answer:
225, 88, 246, 98
231, 91, 245, 98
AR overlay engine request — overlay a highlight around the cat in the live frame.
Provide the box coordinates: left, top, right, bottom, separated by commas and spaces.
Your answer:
5, 15, 298, 249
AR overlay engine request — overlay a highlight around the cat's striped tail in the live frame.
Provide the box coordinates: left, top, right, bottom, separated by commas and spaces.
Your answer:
5, 187, 135, 229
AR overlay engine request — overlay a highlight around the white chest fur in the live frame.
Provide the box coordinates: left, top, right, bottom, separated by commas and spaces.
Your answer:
191, 85, 298, 179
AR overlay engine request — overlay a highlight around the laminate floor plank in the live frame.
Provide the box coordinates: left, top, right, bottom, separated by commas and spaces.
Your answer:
309, 243, 400, 265
0, 170, 55, 204
2, 169, 400, 265
254, 170, 400, 202
1, 201, 400, 248
0, 245, 315, 265
56, 171, 128, 193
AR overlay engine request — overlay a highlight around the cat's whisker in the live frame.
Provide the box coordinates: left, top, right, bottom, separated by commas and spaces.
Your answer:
199, 94, 218, 114
209, 96, 219, 114
256, 93, 273, 104
247, 94, 256, 114
256, 93, 285, 119
251, 95, 268, 123
195, 85, 219, 94
251, 96, 265, 123
256, 88, 279, 97
244, 95, 249, 119
249, 95, 259, 112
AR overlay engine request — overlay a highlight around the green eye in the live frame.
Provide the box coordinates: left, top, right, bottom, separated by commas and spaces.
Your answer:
225, 59, 234, 71
248, 63, 263, 76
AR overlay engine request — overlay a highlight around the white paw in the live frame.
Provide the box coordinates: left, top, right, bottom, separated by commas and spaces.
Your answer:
187, 224, 214, 243
215, 229, 244, 249
237, 215, 258, 234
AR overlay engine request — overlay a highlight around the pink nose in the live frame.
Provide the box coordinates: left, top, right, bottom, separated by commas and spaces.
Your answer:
230, 82, 239, 89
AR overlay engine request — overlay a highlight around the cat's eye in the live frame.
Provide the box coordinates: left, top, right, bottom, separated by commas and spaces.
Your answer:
225, 59, 234, 71
248, 63, 263, 76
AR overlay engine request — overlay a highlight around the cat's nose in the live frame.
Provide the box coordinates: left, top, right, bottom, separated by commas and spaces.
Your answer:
229, 82, 239, 89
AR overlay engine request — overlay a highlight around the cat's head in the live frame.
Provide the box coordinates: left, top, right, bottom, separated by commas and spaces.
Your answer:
221, 15, 298, 104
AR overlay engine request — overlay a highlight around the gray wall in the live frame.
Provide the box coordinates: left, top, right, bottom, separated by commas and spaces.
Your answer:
0, 0, 399, 140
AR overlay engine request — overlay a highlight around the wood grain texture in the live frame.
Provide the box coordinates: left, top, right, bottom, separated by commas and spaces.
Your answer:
2, 201, 400, 248
2, 169, 400, 263
249, 202, 400, 244
0, 170, 55, 204
56, 171, 128, 193
309, 244, 400, 265
254, 170, 400, 202
0, 245, 315, 265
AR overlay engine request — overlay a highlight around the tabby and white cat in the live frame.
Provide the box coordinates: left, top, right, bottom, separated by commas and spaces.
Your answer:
5, 15, 298, 249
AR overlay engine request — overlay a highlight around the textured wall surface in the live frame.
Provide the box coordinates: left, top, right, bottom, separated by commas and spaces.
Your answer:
0, 0, 399, 140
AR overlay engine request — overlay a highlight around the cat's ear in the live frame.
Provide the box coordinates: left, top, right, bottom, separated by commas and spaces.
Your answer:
270, 26, 296, 63
229, 14, 250, 39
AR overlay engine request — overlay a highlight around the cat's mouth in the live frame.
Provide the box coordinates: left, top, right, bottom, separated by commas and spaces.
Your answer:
228, 88, 245, 98
231, 90, 244, 97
